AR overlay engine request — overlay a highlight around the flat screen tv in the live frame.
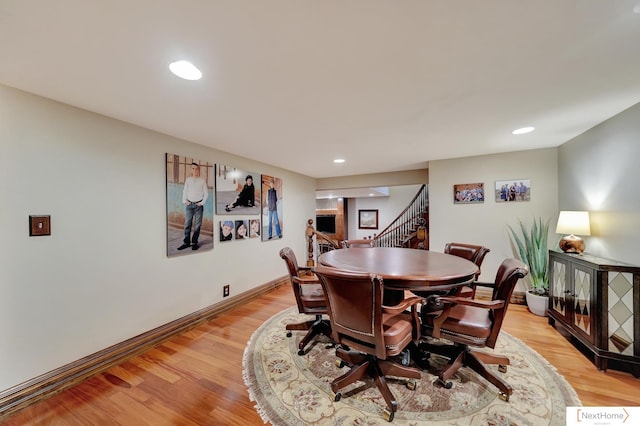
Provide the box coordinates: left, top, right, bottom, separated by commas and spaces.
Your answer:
316, 215, 336, 234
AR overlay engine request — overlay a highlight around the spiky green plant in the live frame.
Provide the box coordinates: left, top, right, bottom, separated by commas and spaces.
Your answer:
507, 217, 550, 295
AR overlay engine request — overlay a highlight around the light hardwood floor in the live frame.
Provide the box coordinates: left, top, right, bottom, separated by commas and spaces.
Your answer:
4, 284, 640, 425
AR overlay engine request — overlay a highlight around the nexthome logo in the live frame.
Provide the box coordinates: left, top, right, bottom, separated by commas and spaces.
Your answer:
566, 407, 638, 425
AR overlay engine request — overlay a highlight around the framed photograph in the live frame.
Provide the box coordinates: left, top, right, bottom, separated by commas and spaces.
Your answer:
453, 183, 485, 204
235, 220, 249, 240
216, 164, 260, 215
358, 209, 378, 229
261, 174, 283, 241
248, 218, 261, 238
165, 154, 214, 257
495, 179, 531, 202
219, 220, 234, 242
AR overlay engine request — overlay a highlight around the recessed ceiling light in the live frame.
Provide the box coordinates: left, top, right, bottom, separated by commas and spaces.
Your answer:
169, 60, 202, 80
512, 126, 535, 135
333, 158, 345, 164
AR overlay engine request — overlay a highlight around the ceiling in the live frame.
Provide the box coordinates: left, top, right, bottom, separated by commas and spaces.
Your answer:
1, 1, 640, 179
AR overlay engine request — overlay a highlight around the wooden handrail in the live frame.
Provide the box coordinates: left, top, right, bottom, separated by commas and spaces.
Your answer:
373, 184, 428, 249
306, 219, 340, 267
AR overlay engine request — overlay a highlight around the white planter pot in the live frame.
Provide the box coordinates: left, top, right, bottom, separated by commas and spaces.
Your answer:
525, 291, 549, 316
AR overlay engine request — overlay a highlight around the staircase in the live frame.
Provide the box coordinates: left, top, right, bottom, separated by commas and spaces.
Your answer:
306, 184, 428, 265
374, 184, 429, 249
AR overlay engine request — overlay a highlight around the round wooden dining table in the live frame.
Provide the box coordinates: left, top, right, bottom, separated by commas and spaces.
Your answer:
318, 247, 480, 366
317, 247, 478, 293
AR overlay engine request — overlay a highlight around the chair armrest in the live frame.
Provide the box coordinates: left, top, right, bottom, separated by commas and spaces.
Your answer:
383, 296, 424, 340
292, 275, 321, 285
429, 297, 505, 339
298, 266, 315, 276
382, 296, 423, 316
435, 296, 505, 310
473, 281, 496, 289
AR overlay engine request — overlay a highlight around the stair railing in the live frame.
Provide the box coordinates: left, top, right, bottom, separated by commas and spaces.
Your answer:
306, 184, 428, 264
373, 184, 428, 248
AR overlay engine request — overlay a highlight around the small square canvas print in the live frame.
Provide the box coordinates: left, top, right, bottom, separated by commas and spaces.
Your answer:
249, 218, 261, 238
235, 220, 249, 240
219, 220, 234, 242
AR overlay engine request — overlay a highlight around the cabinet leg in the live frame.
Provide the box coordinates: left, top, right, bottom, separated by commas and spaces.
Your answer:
594, 355, 607, 372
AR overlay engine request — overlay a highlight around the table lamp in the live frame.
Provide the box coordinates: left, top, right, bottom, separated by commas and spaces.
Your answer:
555, 211, 591, 254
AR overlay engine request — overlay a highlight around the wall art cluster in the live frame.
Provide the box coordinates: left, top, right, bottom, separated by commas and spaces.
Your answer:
453, 179, 531, 205
165, 154, 284, 257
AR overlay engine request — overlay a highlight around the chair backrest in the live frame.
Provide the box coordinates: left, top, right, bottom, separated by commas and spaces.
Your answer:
340, 239, 375, 248
313, 266, 387, 359
279, 246, 302, 279
485, 258, 528, 347
280, 247, 326, 314
444, 242, 490, 279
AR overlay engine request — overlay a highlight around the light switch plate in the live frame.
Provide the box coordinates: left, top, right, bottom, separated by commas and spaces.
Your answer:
29, 215, 51, 236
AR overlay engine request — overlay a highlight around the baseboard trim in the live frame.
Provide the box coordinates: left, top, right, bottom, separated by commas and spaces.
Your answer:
0, 277, 288, 419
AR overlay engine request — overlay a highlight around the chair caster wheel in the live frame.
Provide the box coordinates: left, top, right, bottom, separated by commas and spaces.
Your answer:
335, 359, 346, 368
406, 381, 416, 391
436, 378, 452, 389
400, 350, 411, 366
498, 364, 507, 373
286, 332, 292, 337
499, 392, 510, 402
298, 349, 305, 356
382, 408, 394, 422
332, 392, 342, 402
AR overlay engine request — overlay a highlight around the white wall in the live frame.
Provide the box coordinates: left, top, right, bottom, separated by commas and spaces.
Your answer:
347, 184, 423, 239
558, 103, 640, 266
0, 85, 316, 391
428, 148, 559, 287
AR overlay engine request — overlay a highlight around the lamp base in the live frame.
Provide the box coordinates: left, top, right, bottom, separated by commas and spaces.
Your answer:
559, 234, 585, 254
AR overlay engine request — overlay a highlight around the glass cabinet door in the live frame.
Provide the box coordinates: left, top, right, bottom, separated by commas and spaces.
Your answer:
572, 264, 594, 341
550, 257, 568, 317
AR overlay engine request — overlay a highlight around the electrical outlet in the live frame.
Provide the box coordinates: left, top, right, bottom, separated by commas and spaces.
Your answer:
223, 285, 230, 297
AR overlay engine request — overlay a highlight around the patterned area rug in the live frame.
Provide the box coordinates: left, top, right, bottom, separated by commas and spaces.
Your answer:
243, 307, 581, 425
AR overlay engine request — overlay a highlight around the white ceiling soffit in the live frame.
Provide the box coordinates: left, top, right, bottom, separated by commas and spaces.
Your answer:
1, 1, 640, 178
316, 187, 389, 199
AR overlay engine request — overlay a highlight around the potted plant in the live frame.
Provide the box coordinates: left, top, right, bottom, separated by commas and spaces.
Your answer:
507, 217, 550, 316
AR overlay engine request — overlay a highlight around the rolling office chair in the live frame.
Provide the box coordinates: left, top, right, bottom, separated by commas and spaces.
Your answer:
420, 258, 528, 401
314, 266, 423, 422
279, 247, 331, 355
444, 242, 490, 298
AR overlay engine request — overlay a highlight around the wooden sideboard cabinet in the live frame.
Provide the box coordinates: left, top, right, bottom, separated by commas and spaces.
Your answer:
548, 250, 640, 377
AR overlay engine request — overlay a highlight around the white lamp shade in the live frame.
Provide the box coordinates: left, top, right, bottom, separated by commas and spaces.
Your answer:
555, 211, 591, 236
